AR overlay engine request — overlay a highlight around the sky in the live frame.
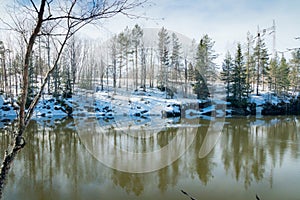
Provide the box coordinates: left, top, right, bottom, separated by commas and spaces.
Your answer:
92, 0, 300, 64
1, 0, 300, 65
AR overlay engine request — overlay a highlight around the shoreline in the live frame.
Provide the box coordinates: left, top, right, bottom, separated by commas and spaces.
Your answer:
1, 90, 300, 129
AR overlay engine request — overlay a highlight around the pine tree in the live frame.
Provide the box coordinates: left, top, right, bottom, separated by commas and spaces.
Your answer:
253, 33, 269, 94
277, 55, 290, 95
61, 50, 72, 98
245, 32, 255, 95
187, 62, 195, 81
289, 65, 298, 94
193, 34, 217, 99
221, 51, 234, 98
231, 43, 247, 106
267, 53, 280, 93
131, 24, 143, 90
157, 27, 170, 89
289, 49, 300, 93
188, 39, 197, 67
195, 34, 217, 82
193, 70, 209, 99
170, 32, 182, 84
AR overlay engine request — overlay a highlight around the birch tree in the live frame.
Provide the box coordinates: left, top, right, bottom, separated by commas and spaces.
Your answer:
0, 0, 148, 197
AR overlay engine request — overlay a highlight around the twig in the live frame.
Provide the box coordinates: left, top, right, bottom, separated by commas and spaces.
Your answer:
181, 190, 198, 200
256, 194, 261, 200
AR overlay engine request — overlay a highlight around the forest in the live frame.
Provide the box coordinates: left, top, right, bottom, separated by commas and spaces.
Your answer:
1, 1, 300, 200
1, 23, 300, 109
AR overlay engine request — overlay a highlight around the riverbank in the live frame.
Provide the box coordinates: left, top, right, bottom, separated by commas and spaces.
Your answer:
1, 88, 300, 128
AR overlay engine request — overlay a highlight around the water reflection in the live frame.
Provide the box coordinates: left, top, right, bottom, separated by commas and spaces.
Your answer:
76, 117, 199, 173
221, 117, 300, 193
0, 116, 299, 200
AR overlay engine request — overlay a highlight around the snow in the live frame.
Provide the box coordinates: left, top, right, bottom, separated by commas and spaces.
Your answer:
250, 95, 265, 106
32, 96, 68, 119
1, 84, 300, 129
0, 95, 17, 118
0, 86, 227, 129
0, 95, 18, 128
249, 92, 293, 106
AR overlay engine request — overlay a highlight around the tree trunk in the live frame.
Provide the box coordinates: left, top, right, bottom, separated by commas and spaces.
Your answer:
0, 0, 46, 197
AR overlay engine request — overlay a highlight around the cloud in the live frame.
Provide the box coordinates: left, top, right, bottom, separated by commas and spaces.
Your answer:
79, 0, 300, 64
139, 0, 300, 61
1, 0, 299, 64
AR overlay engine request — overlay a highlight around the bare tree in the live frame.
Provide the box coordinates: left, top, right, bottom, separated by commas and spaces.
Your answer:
140, 42, 146, 91
148, 47, 155, 88
0, 41, 8, 96
0, 0, 147, 197
68, 35, 80, 93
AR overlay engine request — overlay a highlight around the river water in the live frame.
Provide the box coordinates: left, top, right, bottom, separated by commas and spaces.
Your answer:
0, 116, 299, 200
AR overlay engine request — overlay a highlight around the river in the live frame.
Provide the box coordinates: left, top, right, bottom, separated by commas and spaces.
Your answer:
0, 116, 299, 200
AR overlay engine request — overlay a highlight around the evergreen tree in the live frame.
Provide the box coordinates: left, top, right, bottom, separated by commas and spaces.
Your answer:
231, 43, 247, 106
253, 33, 269, 94
188, 39, 197, 67
289, 49, 300, 93
61, 50, 72, 98
187, 62, 195, 81
245, 32, 255, 95
277, 55, 290, 95
221, 51, 234, 98
193, 34, 217, 99
157, 27, 170, 89
131, 24, 143, 90
193, 70, 209, 99
267, 53, 280, 92
289, 65, 298, 94
170, 32, 182, 84
195, 34, 217, 82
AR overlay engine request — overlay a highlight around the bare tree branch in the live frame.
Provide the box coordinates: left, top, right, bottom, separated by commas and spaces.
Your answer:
0, 0, 149, 198
18, 0, 47, 134
30, 0, 39, 13
25, 30, 73, 126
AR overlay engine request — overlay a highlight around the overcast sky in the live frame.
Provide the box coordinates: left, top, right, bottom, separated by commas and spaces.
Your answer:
1, 0, 300, 65
103, 0, 300, 63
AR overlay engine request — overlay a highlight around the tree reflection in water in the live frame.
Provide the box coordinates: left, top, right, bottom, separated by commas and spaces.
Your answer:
0, 116, 299, 200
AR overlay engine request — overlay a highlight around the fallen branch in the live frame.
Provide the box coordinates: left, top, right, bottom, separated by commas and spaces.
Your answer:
181, 190, 198, 200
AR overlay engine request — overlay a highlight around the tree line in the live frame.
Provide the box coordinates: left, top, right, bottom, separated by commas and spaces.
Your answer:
1, 25, 300, 105
0, 24, 220, 102
221, 31, 300, 107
